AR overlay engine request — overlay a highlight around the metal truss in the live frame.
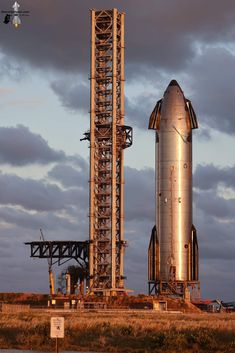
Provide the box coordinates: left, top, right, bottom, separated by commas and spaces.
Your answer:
89, 9, 132, 295
25, 241, 89, 268
148, 280, 201, 301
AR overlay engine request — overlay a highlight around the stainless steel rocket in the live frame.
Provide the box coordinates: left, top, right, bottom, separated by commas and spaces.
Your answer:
148, 80, 199, 296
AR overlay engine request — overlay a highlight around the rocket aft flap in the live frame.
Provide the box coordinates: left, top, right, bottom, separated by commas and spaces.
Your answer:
148, 80, 199, 285
148, 225, 198, 282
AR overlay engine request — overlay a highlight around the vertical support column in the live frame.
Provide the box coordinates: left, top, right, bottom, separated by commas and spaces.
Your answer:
87, 9, 131, 296
89, 9, 96, 289
119, 12, 125, 287
111, 8, 117, 290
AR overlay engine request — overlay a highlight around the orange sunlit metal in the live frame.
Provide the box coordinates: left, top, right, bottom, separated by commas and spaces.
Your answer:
148, 80, 200, 300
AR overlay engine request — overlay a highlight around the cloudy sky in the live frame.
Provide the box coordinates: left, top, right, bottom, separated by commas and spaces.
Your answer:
0, 0, 235, 300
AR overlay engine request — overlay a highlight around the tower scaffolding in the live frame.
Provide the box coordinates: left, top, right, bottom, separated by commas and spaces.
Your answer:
88, 9, 132, 295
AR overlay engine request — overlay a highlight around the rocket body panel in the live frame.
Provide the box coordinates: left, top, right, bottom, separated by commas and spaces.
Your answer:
151, 80, 197, 283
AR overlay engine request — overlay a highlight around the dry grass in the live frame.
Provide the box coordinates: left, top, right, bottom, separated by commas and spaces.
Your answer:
0, 310, 235, 352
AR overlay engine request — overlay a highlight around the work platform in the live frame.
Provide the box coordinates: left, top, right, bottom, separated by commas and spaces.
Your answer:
148, 280, 200, 301
25, 241, 89, 268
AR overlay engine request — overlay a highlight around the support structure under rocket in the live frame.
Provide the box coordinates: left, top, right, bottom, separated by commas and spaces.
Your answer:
148, 80, 200, 299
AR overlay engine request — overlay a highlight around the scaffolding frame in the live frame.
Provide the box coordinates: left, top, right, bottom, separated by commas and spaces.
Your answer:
148, 280, 201, 301
88, 9, 132, 295
25, 241, 89, 268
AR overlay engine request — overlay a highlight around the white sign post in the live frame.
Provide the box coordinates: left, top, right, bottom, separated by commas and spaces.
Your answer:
50, 317, 64, 353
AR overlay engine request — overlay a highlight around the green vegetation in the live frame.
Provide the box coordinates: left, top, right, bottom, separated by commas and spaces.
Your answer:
0, 311, 235, 352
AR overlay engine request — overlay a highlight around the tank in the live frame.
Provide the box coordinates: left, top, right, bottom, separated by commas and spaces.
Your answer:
148, 80, 199, 287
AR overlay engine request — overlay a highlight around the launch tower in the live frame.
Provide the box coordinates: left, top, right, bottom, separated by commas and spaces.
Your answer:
87, 9, 132, 295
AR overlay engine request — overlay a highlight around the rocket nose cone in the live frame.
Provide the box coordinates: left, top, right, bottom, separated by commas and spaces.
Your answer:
169, 79, 180, 87
168, 79, 183, 93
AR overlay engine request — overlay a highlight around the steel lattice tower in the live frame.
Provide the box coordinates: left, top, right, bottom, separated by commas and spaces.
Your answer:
88, 9, 132, 295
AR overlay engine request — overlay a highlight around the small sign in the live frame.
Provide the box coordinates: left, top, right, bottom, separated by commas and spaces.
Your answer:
50, 317, 64, 338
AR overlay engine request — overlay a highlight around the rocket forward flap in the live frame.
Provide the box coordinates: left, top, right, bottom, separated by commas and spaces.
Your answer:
148, 99, 162, 130
186, 99, 198, 129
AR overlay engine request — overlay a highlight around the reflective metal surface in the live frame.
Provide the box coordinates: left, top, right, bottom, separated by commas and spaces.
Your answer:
150, 80, 198, 283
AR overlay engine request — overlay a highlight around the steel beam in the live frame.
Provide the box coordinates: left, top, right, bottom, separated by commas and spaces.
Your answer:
88, 9, 132, 295
25, 241, 89, 268
89, 9, 96, 289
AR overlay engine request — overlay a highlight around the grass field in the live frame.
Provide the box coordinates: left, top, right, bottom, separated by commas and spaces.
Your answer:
0, 310, 235, 352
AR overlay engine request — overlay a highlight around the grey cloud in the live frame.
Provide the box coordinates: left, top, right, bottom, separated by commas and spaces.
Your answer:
199, 259, 235, 300
125, 219, 153, 293
195, 210, 235, 254
192, 190, 235, 299
192, 165, 235, 277
0, 228, 50, 292
0, 206, 80, 232
195, 127, 212, 141
194, 163, 235, 190
0, 125, 66, 166
194, 190, 235, 220
50, 79, 89, 113
0, 172, 86, 212
66, 154, 89, 171
0, 55, 27, 81
125, 0, 235, 73
125, 93, 157, 129
201, 242, 235, 261
1, 0, 235, 74
2, 0, 235, 137
189, 47, 235, 135
0, 248, 12, 259
125, 166, 155, 221
48, 163, 88, 189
